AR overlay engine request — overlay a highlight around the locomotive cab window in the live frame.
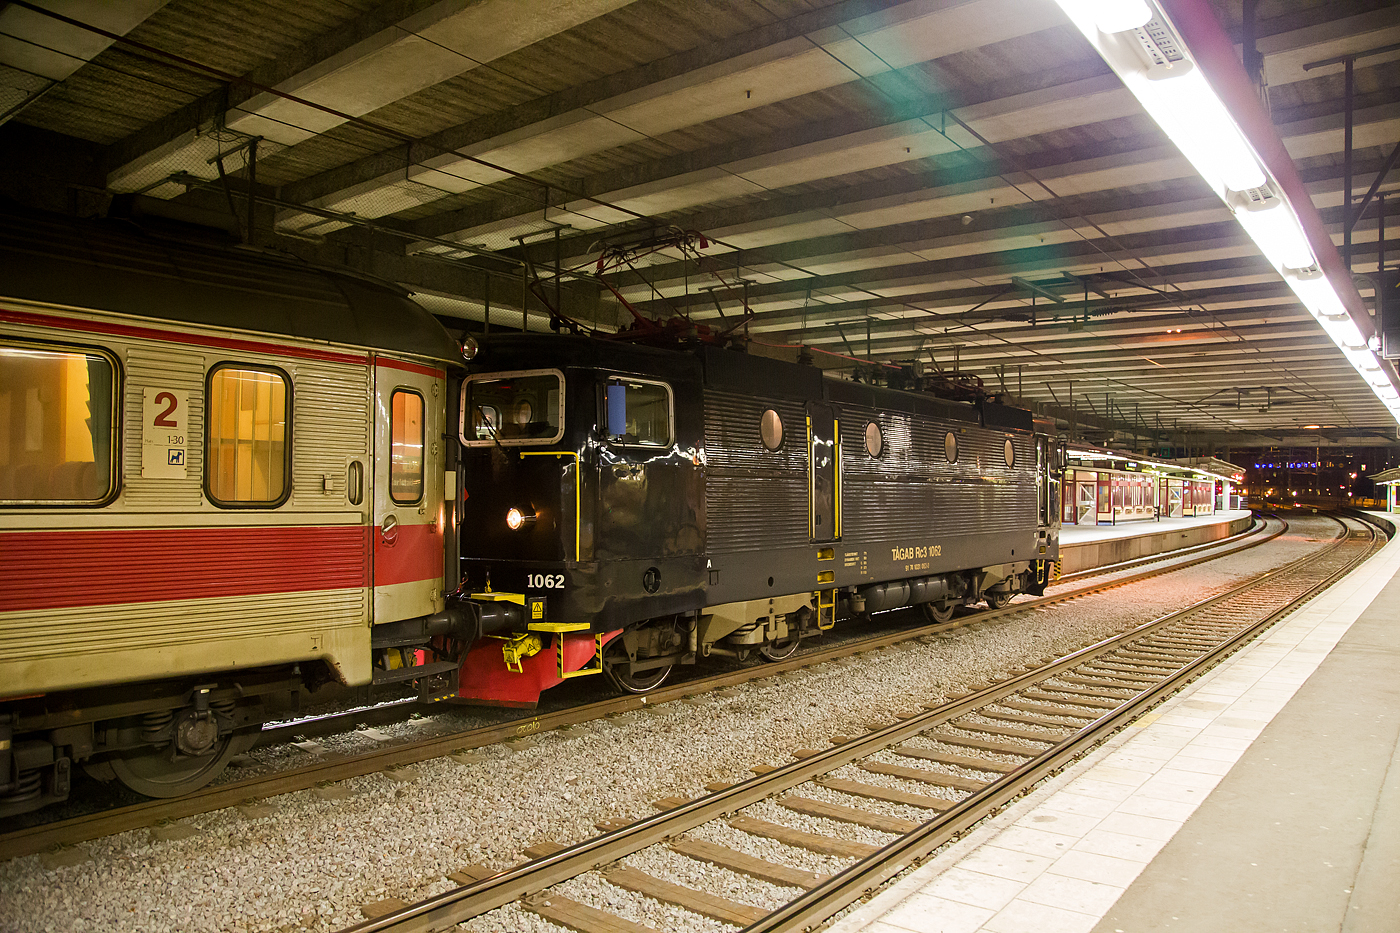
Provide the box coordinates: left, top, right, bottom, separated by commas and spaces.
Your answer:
390, 389, 424, 504
603, 376, 672, 446
0, 341, 117, 505
461, 370, 563, 446
206, 364, 289, 508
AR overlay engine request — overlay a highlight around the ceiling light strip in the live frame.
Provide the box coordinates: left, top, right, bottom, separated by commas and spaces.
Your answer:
1051, 0, 1400, 424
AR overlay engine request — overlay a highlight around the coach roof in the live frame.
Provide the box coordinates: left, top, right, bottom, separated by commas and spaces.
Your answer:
0, 205, 461, 364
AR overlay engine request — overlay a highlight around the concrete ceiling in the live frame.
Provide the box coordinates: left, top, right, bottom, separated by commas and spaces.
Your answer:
2, 0, 1398, 450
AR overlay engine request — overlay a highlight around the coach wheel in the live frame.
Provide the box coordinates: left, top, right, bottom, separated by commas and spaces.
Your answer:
985, 591, 1012, 610
601, 637, 671, 695
919, 600, 956, 624
108, 727, 257, 799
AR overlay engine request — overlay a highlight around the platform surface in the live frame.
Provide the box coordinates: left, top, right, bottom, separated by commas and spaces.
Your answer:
838, 514, 1400, 933
1058, 509, 1253, 546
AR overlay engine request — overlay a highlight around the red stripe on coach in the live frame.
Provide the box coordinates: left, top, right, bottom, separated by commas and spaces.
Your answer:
373, 521, 443, 587
375, 357, 445, 378
0, 525, 370, 611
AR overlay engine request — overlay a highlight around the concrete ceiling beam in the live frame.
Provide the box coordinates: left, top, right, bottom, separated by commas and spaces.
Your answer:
104, 0, 639, 195
0, 0, 170, 125
268, 0, 1070, 236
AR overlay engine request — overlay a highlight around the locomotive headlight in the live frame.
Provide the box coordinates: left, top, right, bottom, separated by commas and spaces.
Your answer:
506, 507, 536, 530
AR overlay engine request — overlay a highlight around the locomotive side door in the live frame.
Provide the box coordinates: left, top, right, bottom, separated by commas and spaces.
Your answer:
807, 401, 840, 543
370, 357, 446, 624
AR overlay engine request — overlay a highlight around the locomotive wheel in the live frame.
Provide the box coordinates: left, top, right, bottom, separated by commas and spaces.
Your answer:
601, 638, 671, 694
985, 591, 1012, 610
759, 628, 801, 662
107, 728, 257, 799
918, 600, 956, 624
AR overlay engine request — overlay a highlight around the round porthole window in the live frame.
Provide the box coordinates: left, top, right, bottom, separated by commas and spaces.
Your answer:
760, 409, 784, 450
1004, 438, 1015, 467
944, 432, 958, 463
865, 421, 883, 458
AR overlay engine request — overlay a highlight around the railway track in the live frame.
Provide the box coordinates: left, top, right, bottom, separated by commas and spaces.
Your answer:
339, 513, 1381, 933
0, 515, 1278, 860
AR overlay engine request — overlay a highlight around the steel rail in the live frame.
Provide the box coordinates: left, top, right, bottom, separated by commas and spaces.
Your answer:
749, 516, 1383, 932
0, 515, 1277, 860
341, 515, 1370, 933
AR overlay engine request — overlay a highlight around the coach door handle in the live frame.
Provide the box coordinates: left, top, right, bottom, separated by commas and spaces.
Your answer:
347, 460, 364, 505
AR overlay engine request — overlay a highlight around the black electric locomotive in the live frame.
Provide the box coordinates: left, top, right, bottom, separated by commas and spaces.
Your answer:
451, 334, 1063, 705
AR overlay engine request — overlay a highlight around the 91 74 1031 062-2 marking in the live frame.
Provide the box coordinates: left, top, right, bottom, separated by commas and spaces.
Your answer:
527, 573, 566, 589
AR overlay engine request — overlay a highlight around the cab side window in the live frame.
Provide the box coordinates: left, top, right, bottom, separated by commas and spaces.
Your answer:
603, 377, 672, 446
390, 389, 424, 504
206, 364, 289, 507
0, 341, 117, 504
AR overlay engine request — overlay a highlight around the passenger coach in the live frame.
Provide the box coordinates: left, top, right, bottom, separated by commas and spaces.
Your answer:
0, 207, 466, 814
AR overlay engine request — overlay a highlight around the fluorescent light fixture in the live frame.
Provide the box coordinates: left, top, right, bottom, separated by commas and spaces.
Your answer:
1284, 270, 1343, 318
1087, 0, 1153, 33
1319, 314, 1368, 350
1139, 68, 1267, 192
1052, 0, 1400, 422
1341, 346, 1383, 378
1231, 193, 1316, 273
1053, 1, 1265, 193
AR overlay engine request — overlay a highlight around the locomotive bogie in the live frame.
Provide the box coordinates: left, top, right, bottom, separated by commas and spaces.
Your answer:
698, 593, 814, 654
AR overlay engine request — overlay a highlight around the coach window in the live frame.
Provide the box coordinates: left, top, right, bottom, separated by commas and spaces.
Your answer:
0, 341, 116, 504
603, 376, 672, 446
391, 389, 424, 504
760, 409, 783, 450
462, 370, 563, 446
865, 421, 883, 458
206, 364, 289, 507
944, 431, 958, 463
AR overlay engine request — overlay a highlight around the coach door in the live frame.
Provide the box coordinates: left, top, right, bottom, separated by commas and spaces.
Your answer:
371, 357, 446, 624
807, 401, 840, 542
1075, 477, 1097, 525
